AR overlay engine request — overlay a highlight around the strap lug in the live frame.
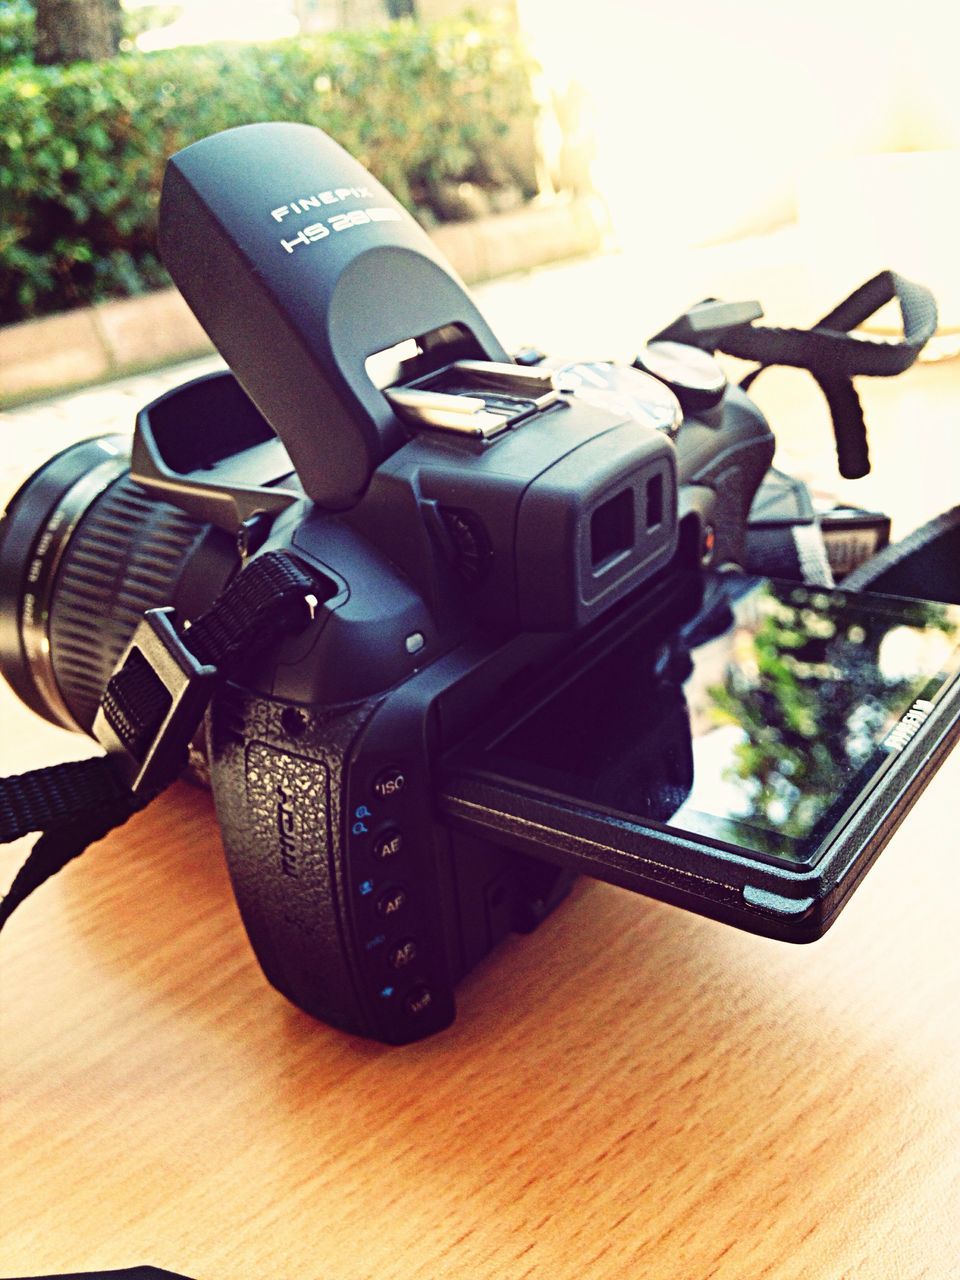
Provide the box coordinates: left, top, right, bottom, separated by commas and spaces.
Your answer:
93, 608, 217, 797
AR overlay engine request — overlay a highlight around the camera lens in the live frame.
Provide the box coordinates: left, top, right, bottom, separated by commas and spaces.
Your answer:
0, 435, 237, 733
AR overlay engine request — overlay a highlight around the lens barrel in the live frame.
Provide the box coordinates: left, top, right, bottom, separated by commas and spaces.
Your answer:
0, 436, 236, 734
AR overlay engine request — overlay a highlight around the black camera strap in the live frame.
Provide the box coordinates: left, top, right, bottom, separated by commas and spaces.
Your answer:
0, 550, 319, 933
653, 270, 938, 479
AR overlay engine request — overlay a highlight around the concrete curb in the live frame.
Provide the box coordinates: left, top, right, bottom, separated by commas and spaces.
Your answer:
0, 194, 609, 408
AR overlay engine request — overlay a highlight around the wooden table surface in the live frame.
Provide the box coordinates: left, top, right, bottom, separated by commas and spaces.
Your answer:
2, 322, 959, 1279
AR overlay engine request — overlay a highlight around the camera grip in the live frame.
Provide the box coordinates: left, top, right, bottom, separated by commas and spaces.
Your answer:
208, 684, 382, 1036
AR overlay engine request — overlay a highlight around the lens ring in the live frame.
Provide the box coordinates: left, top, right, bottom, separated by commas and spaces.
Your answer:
0, 436, 129, 728
19, 453, 130, 730
48, 474, 215, 731
2, 435, 235, 736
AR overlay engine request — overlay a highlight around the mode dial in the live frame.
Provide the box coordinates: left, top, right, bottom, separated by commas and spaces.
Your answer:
633, 341, 727, 415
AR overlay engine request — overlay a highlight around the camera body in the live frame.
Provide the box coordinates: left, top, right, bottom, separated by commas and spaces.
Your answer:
5, 125, 958, 1046
186, 369, 770, 1043
0, 123, 786, 1043
133, 123, 774, 1042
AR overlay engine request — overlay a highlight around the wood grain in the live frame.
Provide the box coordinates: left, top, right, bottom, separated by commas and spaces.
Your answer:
2, 353, 959, 1280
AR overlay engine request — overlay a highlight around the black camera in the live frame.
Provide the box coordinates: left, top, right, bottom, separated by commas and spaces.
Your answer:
3, 123, 959, 1044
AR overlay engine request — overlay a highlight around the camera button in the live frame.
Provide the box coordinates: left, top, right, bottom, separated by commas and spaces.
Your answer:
373, 828, 403, 861
372, 767, 406, 799
389, 938, 418, 969
376, 885, 407, 918
404, 986, 434, 1018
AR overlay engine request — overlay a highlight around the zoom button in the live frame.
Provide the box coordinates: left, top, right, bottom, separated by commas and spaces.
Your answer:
376, 885, 407, 918
373, 829, 403, 862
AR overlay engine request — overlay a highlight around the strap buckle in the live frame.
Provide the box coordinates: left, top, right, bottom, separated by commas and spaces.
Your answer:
93, 607, 217, 796
650, 298, 764, 348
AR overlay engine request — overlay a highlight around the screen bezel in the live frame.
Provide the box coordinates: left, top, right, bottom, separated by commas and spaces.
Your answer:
439, 573, 960, 940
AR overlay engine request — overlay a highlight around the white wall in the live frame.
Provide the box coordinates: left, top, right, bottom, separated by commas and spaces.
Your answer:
519, 0, 960, 247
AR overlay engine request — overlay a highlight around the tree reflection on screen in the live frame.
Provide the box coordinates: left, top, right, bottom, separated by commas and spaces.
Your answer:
707, 584, 957, 841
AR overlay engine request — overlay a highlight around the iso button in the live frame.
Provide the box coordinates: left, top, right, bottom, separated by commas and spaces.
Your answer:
373, 767, 406, 800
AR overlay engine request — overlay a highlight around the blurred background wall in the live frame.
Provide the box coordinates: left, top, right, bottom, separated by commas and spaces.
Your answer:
517, 0, 960, 324
186, 0, 960, 323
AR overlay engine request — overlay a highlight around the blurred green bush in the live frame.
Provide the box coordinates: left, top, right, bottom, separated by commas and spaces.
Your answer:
0, 18, 539, 323
0, 0, 35, 70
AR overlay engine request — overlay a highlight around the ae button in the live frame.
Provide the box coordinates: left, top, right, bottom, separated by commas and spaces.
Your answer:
374, 829, 403, 861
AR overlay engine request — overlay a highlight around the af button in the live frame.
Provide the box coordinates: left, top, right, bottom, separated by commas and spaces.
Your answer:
376, 885, 407, 918
389, 938, 418, 969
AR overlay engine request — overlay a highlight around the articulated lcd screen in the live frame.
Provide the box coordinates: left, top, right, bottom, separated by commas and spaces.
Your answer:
478, 576, 960, 866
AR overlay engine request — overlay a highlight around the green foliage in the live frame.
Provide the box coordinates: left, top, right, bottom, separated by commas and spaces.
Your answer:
707, 588, 955, 843
0, 0, 35, 69
0, 18, 538, 322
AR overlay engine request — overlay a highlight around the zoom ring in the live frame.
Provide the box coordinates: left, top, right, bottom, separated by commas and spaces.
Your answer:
49, 475, 207, 731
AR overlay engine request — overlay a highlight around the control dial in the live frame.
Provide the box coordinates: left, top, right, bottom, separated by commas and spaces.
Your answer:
633, 341, 727, 415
